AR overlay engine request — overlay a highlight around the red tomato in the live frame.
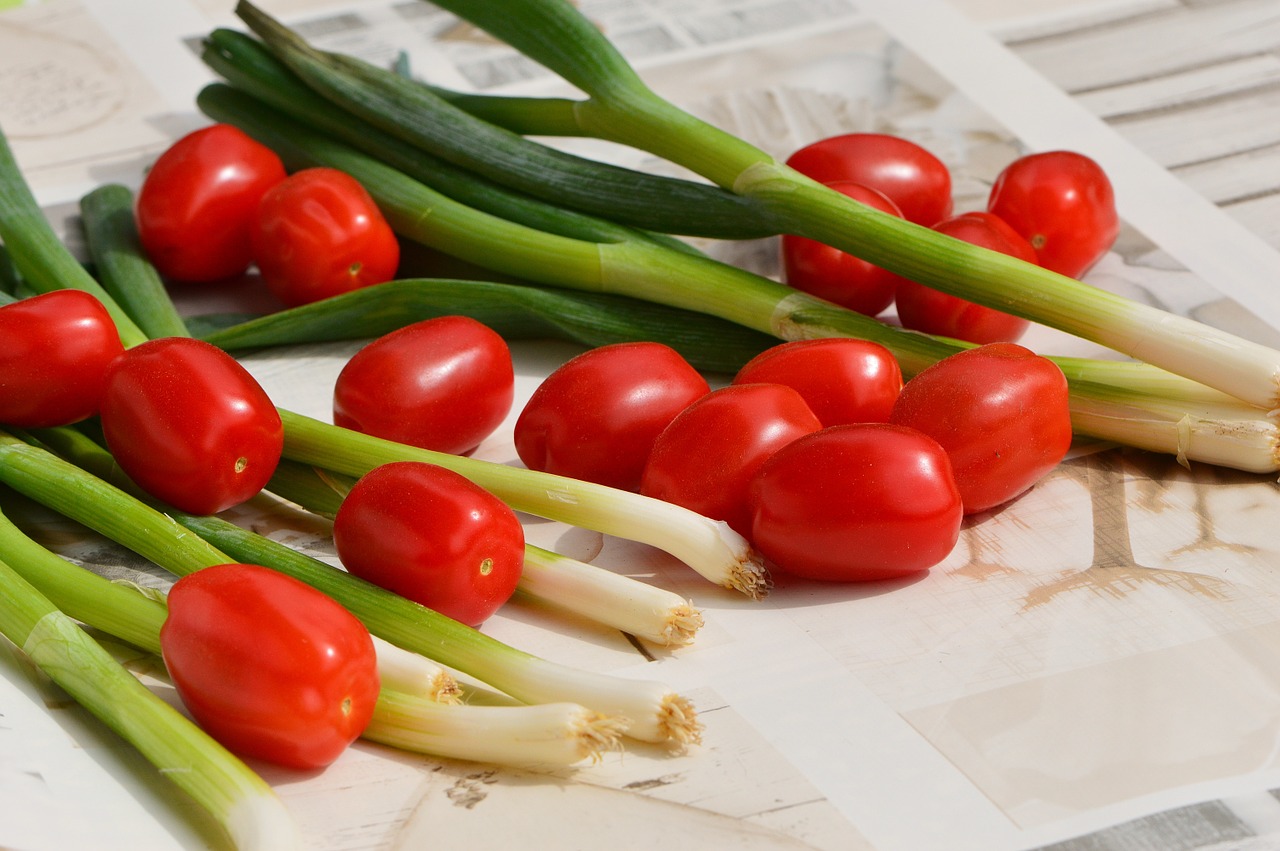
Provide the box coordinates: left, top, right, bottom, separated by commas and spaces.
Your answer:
251, 167, 401, 307
161, 563, 379, 770
98, 337, 284, 515
514, 342, 709, 491
987, 150, 1118, 278
640, 383, 822, 537
136, 124, 286, 283
889, 343, 1072, 514
782, 182, 909, 316
732, 338, 902, 426
748, 424, 963, 582
894, 212, 1035, 344
786, 132, 953, 226
333, 316, 514, 456
332, 462, 524, 627
0, 290, 124, 427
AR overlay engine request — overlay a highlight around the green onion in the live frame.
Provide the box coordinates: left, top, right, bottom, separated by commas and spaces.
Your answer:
406, 0, 1280, 412
194, 82, 1280, 473
365, 691, 627, 766
519, 544, 705, 647
0, 520, 300, 850
0, 429, 701, 744
198, 278, 776, 375
79, 183, 194, 340
0, 128, 147, 348
228, 6, 776, 241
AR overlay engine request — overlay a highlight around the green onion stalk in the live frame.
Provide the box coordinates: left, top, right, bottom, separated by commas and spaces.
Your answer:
0, 487, 632, 766
0, 429, 700, 746
381, 0, 1280, 411
0, 507, 302, 850
192, 81, 1280, 473
266, 460, 704, 646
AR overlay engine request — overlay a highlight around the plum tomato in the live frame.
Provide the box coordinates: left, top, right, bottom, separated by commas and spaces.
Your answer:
514, 342, 709, 491
135, 123, 286, 283
786, 132, 953, 226
251, 167, 401, 307
98, 337, 284, 515
749, 424, 963, 582
0, 290, 124, 428
889, 342, 1072, 515
640, 383, 822, 537
732, 338, 902, 426
986, 150, 1119, 279
332, 461, 525, 627
161, 563, 379, 770
333, 316, 514, 456
781, 181, 909, 316
894, 212, 1035, 344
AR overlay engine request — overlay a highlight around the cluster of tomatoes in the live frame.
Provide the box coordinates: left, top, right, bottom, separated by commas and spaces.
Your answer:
510, 335, 1073, 583
135, 123, 400, 305
782, 132, 1120, 343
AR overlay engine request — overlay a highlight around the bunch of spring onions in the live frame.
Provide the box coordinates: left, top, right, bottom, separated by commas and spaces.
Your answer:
193, 3, 1280, 475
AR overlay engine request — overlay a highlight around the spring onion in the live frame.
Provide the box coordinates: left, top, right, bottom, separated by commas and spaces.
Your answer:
79, 184, 193, 340
0, 524, 300, 850
379, 0, 1280, 412
193, 82, 1280, 473
0, 429, 700, 745
198, 278, 776, 375
229, 5, 775, 241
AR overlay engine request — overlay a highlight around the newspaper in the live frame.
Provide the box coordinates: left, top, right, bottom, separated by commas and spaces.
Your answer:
5, 1, 1280, 850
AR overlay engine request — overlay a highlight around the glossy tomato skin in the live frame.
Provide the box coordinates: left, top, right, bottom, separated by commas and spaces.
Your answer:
136, 124, 286, 283
251, 167, 401, 307
99, 337, 284, 514
748, 424, 963, 582
889, 343, 1072, 515
332, 462, 524, 627
732, 338, 902, 426
333, 316, 514, 456
782, 182, 908, 316
0, 290, 124, 427
987, 150, 1118, 278
514, 342, 709, 491
786, 132, 953, 226
640, 383, 822, 537
894, 212, 1035, 344
161, 563, 379, 770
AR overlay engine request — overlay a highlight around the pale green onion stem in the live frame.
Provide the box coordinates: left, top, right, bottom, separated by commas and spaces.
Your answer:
366, 690, 627, 766
0, 546, 300, 851
519, 545, 704, 647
